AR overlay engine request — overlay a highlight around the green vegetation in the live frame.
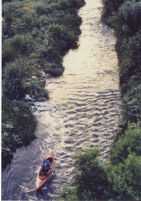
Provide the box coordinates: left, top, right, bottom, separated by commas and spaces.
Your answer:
59, 0, 141, 200
59, 133, 141, 200
2, 0, 85, 167
2, 97, 36, 167
102, 0, 141, 123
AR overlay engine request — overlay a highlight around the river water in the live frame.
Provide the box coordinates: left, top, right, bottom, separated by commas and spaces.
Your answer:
2, 0, 121, 200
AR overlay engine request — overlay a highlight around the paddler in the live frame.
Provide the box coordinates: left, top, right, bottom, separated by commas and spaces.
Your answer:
41, 157, 51, 175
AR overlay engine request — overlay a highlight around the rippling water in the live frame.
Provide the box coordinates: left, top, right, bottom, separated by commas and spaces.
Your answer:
2, 0, 121, 200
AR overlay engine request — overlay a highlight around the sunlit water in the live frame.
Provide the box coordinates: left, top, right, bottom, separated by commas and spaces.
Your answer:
2, 0, 121, 200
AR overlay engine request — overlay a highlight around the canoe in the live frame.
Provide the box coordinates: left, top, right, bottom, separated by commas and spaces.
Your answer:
36, 151, 55, 190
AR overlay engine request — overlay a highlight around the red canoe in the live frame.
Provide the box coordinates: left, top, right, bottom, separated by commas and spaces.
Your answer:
36, 151, 55, 190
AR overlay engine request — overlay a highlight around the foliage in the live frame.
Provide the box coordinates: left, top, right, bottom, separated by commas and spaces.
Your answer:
2, 34, 34, 65
3, 59, 27, 99
119, 1, 141, 34
110, 124, 141, 164
102, 0, 125, 21
73, 149, 110, 200
59, 148, 110, 201
35, 0, 85, 15
2, 97, 36, 167
59, 148, 141, 201
43, 62, 64, 76
3, 59, 47, 100
106, 154, 141, 200
121, 76, 141, 122
26, 79, 48, 99
46, 23, 78, 55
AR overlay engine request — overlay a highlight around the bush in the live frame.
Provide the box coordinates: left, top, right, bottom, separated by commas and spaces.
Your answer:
102, 0, 125, 20
36, 4, 51, 15
121, 76, 141, 122
2, 97, 36, 167
11, 34, 28, 52
3, 58, 48, 100
59, 149, 141, 201
125, 153, 141, 197
3, 60, 27, 99
119, 1, 141, 34
47, 23, 78, 55
43, 62, 64, 76
110, 124, 141, 164
59, 0, 85, 10
2, 40, 16, 65
2, 34, 33, 66
106, 154, 141, 200
26, 79, 48, 99
35, 0, 85, 15
106, 163, 133, 199
73, 149, 109, 200
39, 45, 61, 63
21, 12, 34, 28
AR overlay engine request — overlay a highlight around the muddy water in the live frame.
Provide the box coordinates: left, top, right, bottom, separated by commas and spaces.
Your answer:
2, 0, 121, 200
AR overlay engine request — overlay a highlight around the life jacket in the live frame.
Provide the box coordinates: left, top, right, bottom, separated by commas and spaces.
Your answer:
42, 159, 51, 170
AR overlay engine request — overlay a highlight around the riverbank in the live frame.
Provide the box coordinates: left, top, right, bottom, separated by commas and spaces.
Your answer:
2, 0, 85, 168
59, 0, 141, 200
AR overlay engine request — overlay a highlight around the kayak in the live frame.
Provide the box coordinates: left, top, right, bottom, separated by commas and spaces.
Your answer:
36, 151, 55, 190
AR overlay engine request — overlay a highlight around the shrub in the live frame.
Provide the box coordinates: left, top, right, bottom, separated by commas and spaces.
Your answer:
122, 76, 141, 122
3, 60, 27, 99
110, 124, 141, 164
73, 148, 109, 200
116, 30, 141, 84
2, 34, 33, 66
2, 40, 16, 65
35, 0, 85, 15
43, 62, 64, 76
21, 12, 35, 29
39, 45, 61, 63
59, 149, 141, 201
106, 154, 141, 200
11, 34, 27, 51
2, 97, 36, 167
102, 0, 125, 20
31, 28, 39, 37
119, 1, 141, 34
26, 79, 48, 99
47, 23, 78, 55
59, 0, 85, 10
3, 58, 48, 100
36, 4, 50, 15
106, 163, 134, 199
125, 153, 141, 197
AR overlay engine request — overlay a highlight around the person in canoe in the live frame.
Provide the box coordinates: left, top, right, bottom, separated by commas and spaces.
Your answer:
40, 157, 51, 176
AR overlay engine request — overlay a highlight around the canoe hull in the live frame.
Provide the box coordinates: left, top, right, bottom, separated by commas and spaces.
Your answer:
36, 151, 55, 190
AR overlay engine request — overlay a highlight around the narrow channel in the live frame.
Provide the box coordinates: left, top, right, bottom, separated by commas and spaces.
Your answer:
2, 0, 121, 200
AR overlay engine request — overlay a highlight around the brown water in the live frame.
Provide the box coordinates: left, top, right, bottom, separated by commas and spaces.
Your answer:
2, 0, 121, 200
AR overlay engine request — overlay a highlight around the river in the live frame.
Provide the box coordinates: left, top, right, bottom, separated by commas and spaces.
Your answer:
2, 0, 121, 200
